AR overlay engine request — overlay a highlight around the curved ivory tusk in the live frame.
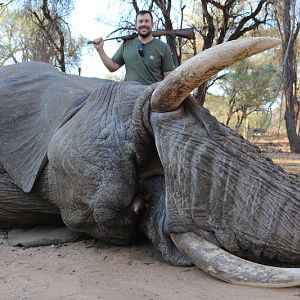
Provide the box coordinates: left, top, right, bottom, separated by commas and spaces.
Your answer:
151, 37, 281, 112
170, 232, 300, 287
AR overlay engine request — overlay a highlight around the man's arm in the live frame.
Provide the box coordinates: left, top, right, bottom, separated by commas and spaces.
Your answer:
93, 38, 121, 72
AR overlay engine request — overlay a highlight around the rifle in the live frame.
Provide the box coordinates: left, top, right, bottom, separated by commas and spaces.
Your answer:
87, 28, 195, 44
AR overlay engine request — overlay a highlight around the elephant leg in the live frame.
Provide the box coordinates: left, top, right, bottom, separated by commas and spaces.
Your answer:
0, 164, 62, 228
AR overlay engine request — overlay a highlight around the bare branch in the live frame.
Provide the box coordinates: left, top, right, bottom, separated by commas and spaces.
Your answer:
131, 0, 139, 13
228, 0, 270, 41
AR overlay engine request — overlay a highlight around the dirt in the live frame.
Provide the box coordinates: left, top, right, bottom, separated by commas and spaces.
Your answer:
1, 145, 300, 299
1, 235, 300, 300
255, 134, 300, 179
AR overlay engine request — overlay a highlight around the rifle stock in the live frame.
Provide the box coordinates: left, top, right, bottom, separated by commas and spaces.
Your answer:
152, 28, 195, 40
87, 28, 194, 44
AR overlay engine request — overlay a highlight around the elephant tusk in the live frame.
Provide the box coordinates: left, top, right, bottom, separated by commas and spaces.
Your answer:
170, 232, 300, 287
150, 37, 281, 112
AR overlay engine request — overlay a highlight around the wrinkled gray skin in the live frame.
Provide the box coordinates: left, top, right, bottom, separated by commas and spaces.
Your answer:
0, 61, 300, 272
0, 62, 155, 245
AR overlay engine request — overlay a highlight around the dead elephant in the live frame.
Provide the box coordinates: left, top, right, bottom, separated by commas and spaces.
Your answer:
1, 37, 300, 288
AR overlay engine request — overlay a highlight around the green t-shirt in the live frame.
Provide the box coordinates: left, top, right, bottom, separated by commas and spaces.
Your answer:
112, 37, 175, 85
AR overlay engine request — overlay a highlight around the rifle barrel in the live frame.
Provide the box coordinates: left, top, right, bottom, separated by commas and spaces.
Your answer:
87, 28, 194, 45
152, 28, 194, 40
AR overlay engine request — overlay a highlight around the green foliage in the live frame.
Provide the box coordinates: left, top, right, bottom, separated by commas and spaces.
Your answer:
214, 56, 280, 131
204, 94, 229, 125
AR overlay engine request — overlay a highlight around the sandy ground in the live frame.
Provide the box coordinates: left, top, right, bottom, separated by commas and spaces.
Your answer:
1, 231, 300, 300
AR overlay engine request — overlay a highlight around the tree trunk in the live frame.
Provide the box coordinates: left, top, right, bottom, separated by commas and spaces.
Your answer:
166, 36, 179, 67
194, 82, 208, 106
281, 0, 300, 153
153, 0, 180, 67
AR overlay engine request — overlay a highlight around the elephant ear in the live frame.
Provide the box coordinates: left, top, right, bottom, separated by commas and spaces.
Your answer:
0, 62, 104, 193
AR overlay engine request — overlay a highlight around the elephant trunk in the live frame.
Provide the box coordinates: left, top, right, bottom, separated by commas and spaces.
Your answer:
149, 98, 300, 287
147, 36, 300, 287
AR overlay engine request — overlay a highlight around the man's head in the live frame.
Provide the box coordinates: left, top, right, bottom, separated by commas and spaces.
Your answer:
135, 10, 154, 38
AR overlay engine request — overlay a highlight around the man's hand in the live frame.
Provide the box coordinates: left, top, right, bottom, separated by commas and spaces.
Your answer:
92, 37, 121, 72
92, 37, 104, 52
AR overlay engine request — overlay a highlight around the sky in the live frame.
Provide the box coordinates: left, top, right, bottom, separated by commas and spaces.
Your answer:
69, 0, 125, 79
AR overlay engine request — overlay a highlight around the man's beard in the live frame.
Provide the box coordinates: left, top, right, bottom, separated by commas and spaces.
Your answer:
138, 28, 152, 38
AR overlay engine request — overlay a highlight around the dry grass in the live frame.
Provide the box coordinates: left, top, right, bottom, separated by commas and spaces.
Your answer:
253, 134, 300, 176
267, 153, 300, 175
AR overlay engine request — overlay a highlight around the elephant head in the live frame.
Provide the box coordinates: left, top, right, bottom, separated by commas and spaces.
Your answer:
0, 63, 150, 243
1, 37, 300, 287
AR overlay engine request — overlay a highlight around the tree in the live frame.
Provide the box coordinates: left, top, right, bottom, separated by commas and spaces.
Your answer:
21, 0, 79, 72
275, 0, 300, 153
216, 58, 280, 133
190, 0, 274, 105
0, 9, 45, 65
0, 0, 85, 72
